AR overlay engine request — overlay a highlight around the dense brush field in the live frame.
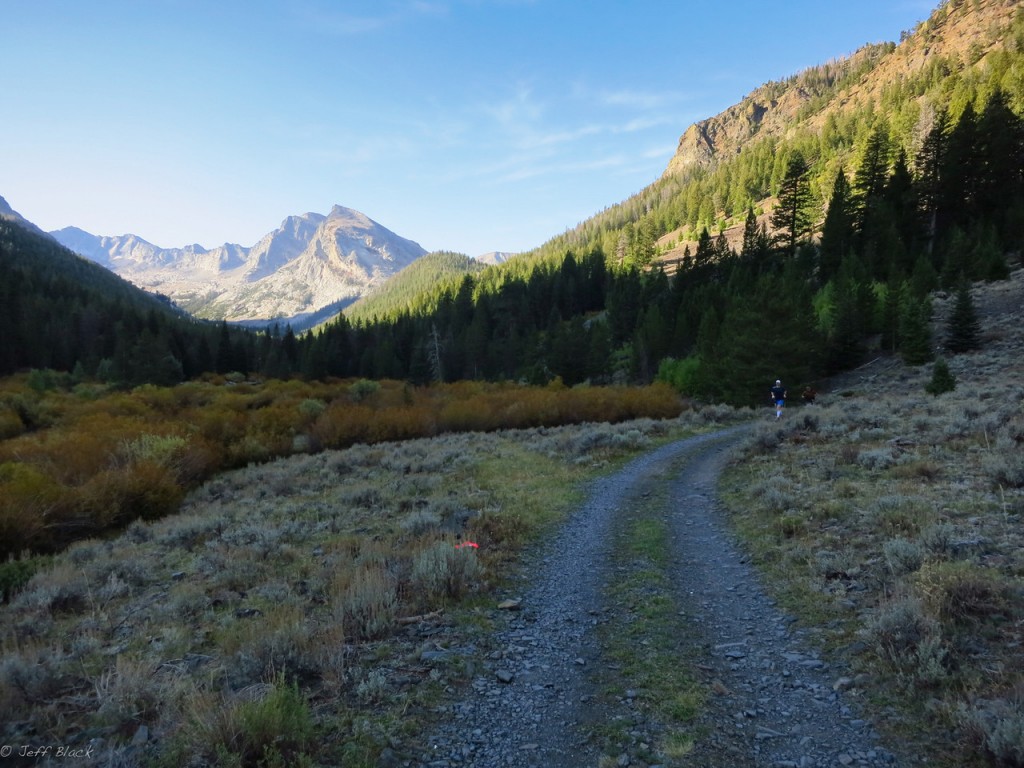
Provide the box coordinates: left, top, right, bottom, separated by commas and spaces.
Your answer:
0, 376, 681, 559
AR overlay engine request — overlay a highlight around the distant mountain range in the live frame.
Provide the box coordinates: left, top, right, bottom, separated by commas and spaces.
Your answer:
48, 205, 431, 330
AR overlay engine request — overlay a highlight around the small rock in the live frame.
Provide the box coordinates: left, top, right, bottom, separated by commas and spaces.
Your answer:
495, 669, 514, 684
833, 676, 855, 692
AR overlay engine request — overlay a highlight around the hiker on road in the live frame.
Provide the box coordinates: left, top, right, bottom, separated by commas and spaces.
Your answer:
770, 379, 787, 419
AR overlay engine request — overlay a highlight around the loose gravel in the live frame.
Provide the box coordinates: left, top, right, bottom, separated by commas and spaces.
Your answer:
414, 425, 906, 768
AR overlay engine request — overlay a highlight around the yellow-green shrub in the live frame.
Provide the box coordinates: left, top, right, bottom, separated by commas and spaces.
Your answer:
76, 462, 184, 529
0, 463, 67, 556
310, 403, 375, 449
0, 406, 25, 440
366, 405, 437, 443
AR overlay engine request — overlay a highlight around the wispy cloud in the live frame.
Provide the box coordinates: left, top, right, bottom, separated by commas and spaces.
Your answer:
292, 1, 448, 36
597, 88, 685, 110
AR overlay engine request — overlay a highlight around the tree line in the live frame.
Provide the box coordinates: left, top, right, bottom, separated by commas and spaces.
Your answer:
296, 89, 1019, 404
3, 83, 1020, 404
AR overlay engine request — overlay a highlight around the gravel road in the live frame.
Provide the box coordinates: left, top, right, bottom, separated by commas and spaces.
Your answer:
414, 425, 905, 768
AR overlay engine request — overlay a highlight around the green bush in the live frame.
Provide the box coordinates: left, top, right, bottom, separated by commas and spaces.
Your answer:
0, 557, 44, 602
925, 357, 957, 396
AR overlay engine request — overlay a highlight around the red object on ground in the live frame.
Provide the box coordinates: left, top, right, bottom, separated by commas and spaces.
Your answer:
454, 541, 479, 549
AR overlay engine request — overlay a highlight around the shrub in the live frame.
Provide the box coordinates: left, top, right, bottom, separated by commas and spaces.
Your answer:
92, 655, 162, 730
983, 447, 1024, 488
0, 463, 66, 557
76, 462, 184, 529
858, 447, 897, 470
335, 566, 398, 640
919, 522, 957, 556
12, 560, 93, 616
960, 697, 1024, 767
860, 593, 946, 679
0, 643, 68, 719
119, 433, 188, 468
310, 403, 374, 449
925, 357, 957, 396
349, 379, 381, 402
775, 513, 807, 539
656, 355, 702, 396
915, 561, 1010, 625
759, 485, 795, 515
297, 398, 326, 421
868, 495, 928, 536
0, 406, 25, 439
182, 677, 315, 768
884, 537, 926, 576
410, 540, 483, 608
0, 557, 44, 602
399, 508, 442, 536
223, 605, 330, 689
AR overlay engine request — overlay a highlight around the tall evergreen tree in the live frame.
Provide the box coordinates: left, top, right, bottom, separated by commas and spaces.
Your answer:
739, 206, 771, 267
938, 102, 981, 240
915, 109, 949, 261
852, 123, 893, 274
899, 295, 934, 366
977, 90, 1024, 248
770, 153, 814, 259
945, 280, 981, 353
818, 169, 855, 282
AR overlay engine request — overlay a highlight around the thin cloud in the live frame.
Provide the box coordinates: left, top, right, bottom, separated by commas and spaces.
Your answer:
291, 1, 448, 36
599, 89, 684, 110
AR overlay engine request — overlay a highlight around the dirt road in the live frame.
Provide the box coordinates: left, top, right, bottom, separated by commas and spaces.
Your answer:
417, 425, 903, 767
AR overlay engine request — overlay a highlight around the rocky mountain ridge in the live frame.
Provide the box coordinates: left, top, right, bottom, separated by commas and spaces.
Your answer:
663, 0, 1020, 176
50, 205, 428, 328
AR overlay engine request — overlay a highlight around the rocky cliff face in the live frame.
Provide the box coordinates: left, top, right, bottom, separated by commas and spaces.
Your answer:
662, 0, 1021, 177
51, 205, 427, 326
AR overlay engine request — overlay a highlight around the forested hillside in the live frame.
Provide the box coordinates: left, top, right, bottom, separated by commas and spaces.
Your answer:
342, 251, 485, 324
296, 0, 1023, 405
0, 221, 295, 384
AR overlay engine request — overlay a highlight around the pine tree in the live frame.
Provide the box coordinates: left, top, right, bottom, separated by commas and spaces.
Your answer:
770, 153, 813, 258
945, 281, 981, 353
915, 109, 949, 260
852, 123, 893, 274
925, 357, 956, 395
899, 296, 934, 366
818, 170, 854, 282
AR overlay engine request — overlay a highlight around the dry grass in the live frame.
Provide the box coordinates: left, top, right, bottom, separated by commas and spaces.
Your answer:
722, 267, 1024, 766
0, 406, 738, 766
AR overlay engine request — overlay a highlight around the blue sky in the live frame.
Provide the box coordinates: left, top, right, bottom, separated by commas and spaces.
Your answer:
1, 0, 935, 257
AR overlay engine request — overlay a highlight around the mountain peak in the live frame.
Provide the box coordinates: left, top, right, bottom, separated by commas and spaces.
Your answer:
49, 203, 428, 329
327, 205, 374, 227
